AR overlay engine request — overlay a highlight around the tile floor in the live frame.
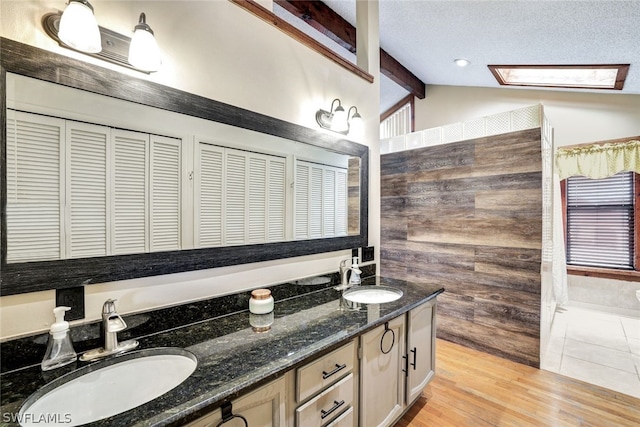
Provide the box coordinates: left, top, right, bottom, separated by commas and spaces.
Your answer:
542, 304, 640, 398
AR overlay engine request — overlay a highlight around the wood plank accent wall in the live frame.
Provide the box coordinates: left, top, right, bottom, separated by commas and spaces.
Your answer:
380, 128, 543, 367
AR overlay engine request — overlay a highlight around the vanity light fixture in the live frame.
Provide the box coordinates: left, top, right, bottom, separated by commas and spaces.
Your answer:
316, 99, 364, 137
128, 13, 162, 72
347, 106, 364, 140
57, 0, 101, 53
42, 5, 162, 73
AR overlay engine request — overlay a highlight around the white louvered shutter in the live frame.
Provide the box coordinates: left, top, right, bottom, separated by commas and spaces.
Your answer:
6, 111, 64, 263
249, 156, 267, 243
268, 158, 286, 242
150, 135, 181, 251
309, 165, 323, 238
196, 143, 224, 248
66, 121, 109, 258
225, 151, 247, 244
294, 160, 349, 240
111, 129, 149, 255
294, 162, 309, 239
323, 168, 336, 236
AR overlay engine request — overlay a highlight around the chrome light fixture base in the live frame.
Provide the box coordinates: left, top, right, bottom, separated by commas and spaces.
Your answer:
316, 98, 349, 135
42, 12, 151, 74
315, 108, 348, 135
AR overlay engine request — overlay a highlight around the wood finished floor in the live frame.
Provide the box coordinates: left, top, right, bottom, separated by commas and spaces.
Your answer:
395, 339, 640, 426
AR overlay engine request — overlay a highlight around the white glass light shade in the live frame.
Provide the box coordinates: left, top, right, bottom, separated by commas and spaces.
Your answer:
129, 30, 161, 71
58, 0, 102, 53
128, 14, 161, 72
330, 105, 348, 132
349, 113, 364, 140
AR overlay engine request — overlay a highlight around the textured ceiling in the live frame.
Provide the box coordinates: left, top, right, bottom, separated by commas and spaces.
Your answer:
319, 0, 640, 112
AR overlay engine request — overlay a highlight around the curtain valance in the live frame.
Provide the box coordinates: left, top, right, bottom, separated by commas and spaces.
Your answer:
555, 140, 640, 180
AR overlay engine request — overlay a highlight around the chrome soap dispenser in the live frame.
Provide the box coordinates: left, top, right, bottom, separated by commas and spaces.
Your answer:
41, 306, 77, 371
349, 256, 362, 285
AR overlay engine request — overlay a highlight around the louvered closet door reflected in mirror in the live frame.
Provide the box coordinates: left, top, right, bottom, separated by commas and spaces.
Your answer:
5, 110, 183, 263
195, 140, 287, 248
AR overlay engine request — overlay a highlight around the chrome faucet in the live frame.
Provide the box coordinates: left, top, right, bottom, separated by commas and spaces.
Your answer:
336, 258, 362, 290
80, 299, 139, 361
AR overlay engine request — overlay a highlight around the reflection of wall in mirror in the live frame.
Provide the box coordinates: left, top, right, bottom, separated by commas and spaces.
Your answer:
348, 157, 361, 235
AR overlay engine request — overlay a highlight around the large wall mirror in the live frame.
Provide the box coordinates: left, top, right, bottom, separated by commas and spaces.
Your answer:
0, 38, 369, 296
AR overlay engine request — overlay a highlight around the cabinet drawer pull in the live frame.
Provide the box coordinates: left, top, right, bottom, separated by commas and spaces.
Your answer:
320, 399, 345, 420
322, 363, 347, 380
410, 347, 417, 370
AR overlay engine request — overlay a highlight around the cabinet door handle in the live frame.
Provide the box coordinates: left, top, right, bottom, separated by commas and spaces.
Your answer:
215, 402, 249, 427
320, 399, 345, 420
322, 363, 347, 380
402, 354, 409, 377
410, 347, 417, 370
380, 322, 396, 354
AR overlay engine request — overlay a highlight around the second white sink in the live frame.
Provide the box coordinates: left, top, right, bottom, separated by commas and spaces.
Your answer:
342, 285, 403, 304
19, 347, 197, 427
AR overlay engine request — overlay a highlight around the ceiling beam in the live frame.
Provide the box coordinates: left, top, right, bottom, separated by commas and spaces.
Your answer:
275, 0, 426, 99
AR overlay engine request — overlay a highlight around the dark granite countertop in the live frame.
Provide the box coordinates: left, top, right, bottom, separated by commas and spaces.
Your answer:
0, 275, 443, 427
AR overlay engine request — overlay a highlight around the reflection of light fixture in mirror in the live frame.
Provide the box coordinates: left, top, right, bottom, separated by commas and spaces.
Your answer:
316, 99, 363, 137
58, 0, 101, 53
128, 13, 161, 72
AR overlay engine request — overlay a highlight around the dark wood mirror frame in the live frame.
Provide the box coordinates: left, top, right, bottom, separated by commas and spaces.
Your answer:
0, 38, 369, 296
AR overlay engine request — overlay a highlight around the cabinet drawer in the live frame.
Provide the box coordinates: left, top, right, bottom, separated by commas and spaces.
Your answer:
324, 406, 354, 427
296, 373, 354, 427
297, 340, 356, 402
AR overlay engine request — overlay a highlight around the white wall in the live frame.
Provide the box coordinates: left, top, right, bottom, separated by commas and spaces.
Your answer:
415, 85, 640, 317
415, 85, 640, 147
0, 0, 381, 339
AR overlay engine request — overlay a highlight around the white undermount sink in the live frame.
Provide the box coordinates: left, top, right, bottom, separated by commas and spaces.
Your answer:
19, 347, 197, 427
342, 285, 403, 304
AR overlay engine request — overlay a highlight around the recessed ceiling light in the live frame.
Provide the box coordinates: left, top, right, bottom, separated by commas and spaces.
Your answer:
488, 64, 630, 90
454, 58, 470, 67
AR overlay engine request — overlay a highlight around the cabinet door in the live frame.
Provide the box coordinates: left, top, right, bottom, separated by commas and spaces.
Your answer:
185, 377, 286, 427
406, 300, 436, 404
359, 316, 405, 427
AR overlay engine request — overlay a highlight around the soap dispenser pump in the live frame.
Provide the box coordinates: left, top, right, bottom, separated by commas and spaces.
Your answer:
41, 306, 77, 371
349, 256, 362, 285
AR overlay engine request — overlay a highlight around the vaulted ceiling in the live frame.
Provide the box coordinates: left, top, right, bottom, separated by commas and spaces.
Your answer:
275, 0, 640, 114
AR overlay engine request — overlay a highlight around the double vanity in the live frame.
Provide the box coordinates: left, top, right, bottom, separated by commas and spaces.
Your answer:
0, 274, 443, 427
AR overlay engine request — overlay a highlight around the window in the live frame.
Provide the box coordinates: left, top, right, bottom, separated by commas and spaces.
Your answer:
564, 171, 637, 271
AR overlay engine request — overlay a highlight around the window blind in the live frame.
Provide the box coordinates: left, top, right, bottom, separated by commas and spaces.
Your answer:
566, 172, 634, 269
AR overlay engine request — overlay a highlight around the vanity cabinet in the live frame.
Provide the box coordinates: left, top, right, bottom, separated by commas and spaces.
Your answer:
185, 377, 286, 427
360, 299, 437, 427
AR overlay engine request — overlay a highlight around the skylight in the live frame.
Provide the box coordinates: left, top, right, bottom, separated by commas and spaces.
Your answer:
488, 64, 630, 90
